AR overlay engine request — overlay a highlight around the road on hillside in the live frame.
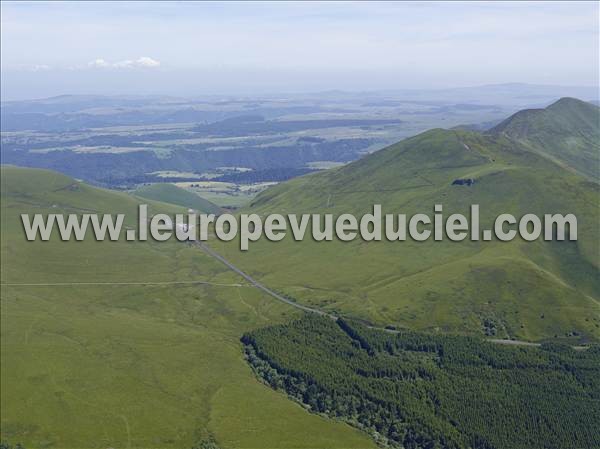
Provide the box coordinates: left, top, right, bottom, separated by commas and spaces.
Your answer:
195, 242, 587, 350
196, 242, 333, 317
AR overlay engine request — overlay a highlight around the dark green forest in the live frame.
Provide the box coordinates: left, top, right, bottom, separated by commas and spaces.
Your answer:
242, 315, 600, 449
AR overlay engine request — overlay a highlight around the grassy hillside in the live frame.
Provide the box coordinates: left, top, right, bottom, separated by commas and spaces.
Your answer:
213, 99, 600, 343
2, 97, 598, 447
0, 166, 376, 449
133, 182, 222, 215
491, 97, 600, 181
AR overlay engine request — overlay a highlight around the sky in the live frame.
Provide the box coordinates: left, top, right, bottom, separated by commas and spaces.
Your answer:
1, 1, 598, 100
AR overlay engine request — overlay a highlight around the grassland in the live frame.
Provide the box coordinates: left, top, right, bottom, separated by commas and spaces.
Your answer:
213, 99, 600, 343
2, 98, 599, 448
175, 181, 273, 209
492, 98, 600, 181
133, 182, 222, 214
0, 166, 377, 449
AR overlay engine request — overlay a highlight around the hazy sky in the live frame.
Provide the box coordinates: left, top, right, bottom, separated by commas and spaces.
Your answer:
1, 1, 598, 99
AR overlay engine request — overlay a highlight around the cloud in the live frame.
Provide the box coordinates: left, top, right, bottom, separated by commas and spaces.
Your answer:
87, 56, 160, 69
135, 56, 160, 68
88, 58, 110, 68
2, 2, 597, 90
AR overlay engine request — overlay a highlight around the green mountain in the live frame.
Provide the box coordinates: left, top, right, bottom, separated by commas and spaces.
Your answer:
2, 98, 599, 448
0, 166, 375, 449
491, 97, 600, 180
215, 98, 600, 342
133, 182, 222, 215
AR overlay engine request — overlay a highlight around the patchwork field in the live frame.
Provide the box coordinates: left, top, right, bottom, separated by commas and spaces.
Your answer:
6, 86, 588, 189
174, 181, 274, 209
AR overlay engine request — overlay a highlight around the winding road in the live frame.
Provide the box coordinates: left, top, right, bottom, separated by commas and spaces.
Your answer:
196, 241, 589, 349
196, 242, 331, 316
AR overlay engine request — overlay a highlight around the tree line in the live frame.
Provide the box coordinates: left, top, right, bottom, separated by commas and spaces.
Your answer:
242, 315, 600, 449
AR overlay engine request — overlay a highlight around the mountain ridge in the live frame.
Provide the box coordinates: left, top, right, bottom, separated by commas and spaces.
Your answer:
489, 97, 600, 180
219, 98, 600, 342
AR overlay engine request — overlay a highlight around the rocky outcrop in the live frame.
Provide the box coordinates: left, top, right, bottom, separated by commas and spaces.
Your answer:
452, 178, 475, 186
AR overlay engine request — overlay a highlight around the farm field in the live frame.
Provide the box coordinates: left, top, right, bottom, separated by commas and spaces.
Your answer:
174, 181, 275, 209
4, 84, 597, 191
